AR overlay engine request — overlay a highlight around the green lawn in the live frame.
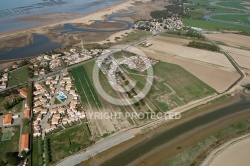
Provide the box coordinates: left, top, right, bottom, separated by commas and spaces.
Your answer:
217, 1, 248, 10
8, 66, 29, 87
11, 100, 24, 113
54, 98, 61, 105
71, 65, 102, 109
183, 19, 250, 34
211, 14, 250, 24
0, 96, 24, 114
22, 118, 31, 134
0, 126, 20, 161
1, 131, 12, 141
46, 124, 92, 165
125, 61, 215, 111
32, 138, 43, 166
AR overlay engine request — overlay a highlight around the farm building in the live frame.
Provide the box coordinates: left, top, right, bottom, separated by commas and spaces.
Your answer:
3, 113, 12, 126
18, 88, 28, 98
21, 133, 30, 151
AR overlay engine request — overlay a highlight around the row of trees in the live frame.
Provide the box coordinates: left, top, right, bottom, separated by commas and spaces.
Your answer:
150, 4, 183, 19
185, 30, 204, 39
4, 96, 23, 110
44, 138, 52, 165
187, 41, 220, 52
5, 152, 19, 166
165, 30, 204, 40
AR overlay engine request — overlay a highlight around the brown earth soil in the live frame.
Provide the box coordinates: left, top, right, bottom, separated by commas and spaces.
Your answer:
0, 34, 32, 51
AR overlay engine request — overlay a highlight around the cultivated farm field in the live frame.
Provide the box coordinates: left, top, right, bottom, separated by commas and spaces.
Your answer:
135, 36, 240, 93
205, 33, 250, 49
71, 65, 116, 137
125, 61, 216, 111
142, 38, 235, 71
220, 45, 250, 69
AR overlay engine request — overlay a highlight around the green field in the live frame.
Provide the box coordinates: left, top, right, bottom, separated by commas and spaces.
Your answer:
125, 61, 215, 111
8, 66, 29, 87
71, 65, 102, 109
0, 126, 20, 161
217, 1, 248, 10
118, 30, 151, 44
1, 131, 12, 141
211, 14, 250, 24
183, 0, 250, 35
46, 124, 92, 165
32, 138, 43, 166
0, 96, 24, 114
183, 19, 250, 34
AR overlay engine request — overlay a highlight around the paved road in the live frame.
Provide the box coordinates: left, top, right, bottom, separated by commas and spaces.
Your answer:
56, 131, 135, 166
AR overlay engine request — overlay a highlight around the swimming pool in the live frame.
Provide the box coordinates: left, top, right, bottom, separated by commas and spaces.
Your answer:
57, 91, 67, 100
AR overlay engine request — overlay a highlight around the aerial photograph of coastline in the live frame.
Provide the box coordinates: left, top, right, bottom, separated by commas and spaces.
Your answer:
0, 0, 250, 166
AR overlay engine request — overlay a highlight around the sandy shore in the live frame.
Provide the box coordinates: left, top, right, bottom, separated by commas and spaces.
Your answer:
0, 0, 135, 39
206, 135, 250, 166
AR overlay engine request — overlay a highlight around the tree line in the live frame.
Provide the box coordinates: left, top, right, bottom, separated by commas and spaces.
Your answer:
187, 41, 220, 52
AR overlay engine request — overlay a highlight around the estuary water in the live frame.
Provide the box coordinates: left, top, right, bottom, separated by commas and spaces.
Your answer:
0, 0, 122, 33
0, 34, 62, 60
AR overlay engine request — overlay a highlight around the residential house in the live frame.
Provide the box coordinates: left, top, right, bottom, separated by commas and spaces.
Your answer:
37, 114, 43, 121
44, 125, 56, 133
18, 89, 28, 98
23, 108, 31, 119
3, 113, 12, 126
58, 107, 66, 114
33, 130, 41, 137
21, 134, 29, 151
50, 108, 58, 115
51, 117, 59, 125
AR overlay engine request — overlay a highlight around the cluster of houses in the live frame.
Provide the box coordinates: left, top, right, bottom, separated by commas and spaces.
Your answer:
31, 71, 86, 137
0, 63, 22, 89
0, 72, 8, 89
96, 54, 158, 88
30, 48, 111, 73
133, 15, 183, 33
164, 15, 183, 30
61, 48, 92, 66
119, 55, 158, 72
81, 48, 111, 57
